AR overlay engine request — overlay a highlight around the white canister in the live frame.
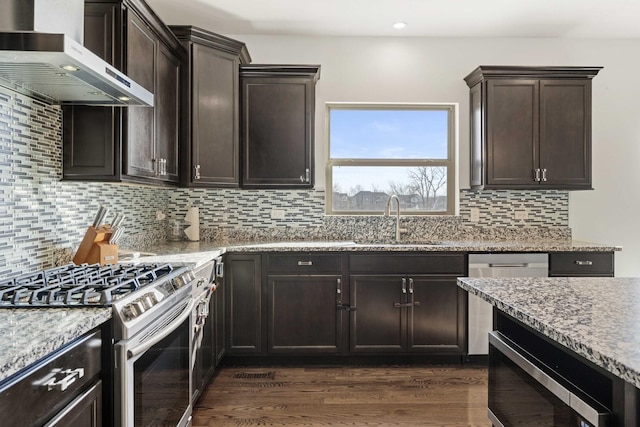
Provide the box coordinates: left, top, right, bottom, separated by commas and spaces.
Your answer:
184, 207, 200, 241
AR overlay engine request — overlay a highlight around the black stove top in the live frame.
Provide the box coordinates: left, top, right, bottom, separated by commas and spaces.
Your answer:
0, 263, 175, 307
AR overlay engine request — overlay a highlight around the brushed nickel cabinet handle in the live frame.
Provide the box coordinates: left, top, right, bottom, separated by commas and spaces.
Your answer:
408, 278, 414, 294
575, 260, 593, 266
541, 168, 547, 182
401, 278, 407, 294
194, 164, 201, 180
42, 368, 85, 392
297, 261, 313, 266
336, 278, 341, 294
393, 301, 420, 308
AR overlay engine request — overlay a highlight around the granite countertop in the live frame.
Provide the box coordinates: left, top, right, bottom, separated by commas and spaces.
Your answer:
457, 276, 640, 388
0, 307, 111, 384
128, 239, 621, 256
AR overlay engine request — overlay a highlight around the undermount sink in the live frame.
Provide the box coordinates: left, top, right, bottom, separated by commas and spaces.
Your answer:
249, 241, 357, 248
354, 240, 448, 246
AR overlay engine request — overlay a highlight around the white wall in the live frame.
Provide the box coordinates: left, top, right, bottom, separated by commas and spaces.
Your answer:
232, 35, 640, 276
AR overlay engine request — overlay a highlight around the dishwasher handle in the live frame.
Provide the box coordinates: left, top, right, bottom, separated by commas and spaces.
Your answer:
488, 263, 529, 268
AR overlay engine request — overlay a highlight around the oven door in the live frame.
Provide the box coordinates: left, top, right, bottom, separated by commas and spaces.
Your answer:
115, 297, 195, 427
488, 331, 610, 427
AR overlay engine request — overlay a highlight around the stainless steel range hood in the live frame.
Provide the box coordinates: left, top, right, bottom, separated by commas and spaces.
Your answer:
0, 0, 153, 106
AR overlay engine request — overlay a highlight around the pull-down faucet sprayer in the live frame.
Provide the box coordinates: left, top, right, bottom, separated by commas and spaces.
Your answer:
384, 195, 406, 242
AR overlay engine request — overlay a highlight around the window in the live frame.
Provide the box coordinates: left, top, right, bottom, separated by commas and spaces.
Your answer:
326, 103, 456, 215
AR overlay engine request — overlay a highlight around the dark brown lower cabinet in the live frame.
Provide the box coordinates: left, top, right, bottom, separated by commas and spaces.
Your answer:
226, 254, 262, 354
350, 275, 466, 354
225, 252, 466, 358
192, 293, 215, 403
267, 275, 345, 353
409, 276, 466, 353
214, 279, 226, 364
47, 381, 102, 427
549, 251, 614, 277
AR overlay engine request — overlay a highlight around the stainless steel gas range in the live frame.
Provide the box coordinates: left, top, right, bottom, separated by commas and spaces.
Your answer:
0, 261, 216, 427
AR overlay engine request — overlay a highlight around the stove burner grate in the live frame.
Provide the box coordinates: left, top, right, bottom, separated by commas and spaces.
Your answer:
0, 263, 175, 307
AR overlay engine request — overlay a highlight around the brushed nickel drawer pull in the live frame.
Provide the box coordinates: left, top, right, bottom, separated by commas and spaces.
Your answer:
575, 260, 593, 266
297, 261, 313, 266
42, 368, 85, 392
393, 301, 420, 308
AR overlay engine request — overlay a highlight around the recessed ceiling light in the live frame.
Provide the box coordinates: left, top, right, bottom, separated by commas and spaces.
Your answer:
118, 96, 130, 102
61, 65, 78, 71
393, 22, 407, 30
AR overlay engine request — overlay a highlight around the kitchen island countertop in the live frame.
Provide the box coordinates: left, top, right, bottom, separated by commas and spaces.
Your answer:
0, 307, 111, 384
457, 276, 640, 388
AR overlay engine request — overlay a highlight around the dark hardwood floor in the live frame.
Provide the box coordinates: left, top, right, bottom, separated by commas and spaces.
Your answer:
192, 365, 491, 426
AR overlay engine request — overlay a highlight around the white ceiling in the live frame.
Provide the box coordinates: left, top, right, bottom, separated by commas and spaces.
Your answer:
145, 0, 640, 38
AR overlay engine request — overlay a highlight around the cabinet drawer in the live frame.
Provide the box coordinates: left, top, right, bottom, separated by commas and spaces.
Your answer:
268, 254, 343, 273
0, 330, 102, 427
549, 252, 614, 276
349, 253, 466, 275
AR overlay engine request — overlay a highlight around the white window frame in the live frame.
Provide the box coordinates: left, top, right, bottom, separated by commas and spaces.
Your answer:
325, 102, 457, 215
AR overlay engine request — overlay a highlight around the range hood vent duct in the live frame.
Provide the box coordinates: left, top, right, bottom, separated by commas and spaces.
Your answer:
0, 0, 153, 106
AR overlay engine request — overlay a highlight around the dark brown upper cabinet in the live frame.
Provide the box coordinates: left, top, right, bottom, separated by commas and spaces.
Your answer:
63, 0, 185, 186
170, 26, 251, 188
464, 66, 602, 190
240, 65, 320, 189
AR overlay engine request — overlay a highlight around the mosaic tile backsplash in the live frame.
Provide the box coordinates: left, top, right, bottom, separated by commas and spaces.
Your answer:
0, 86, 571, 278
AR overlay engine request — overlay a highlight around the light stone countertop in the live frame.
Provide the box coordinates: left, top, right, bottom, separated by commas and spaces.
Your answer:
0, 307, 111, 384
457, 276, 640, 388
0, 239, 620, 386
129, 239, 621, 256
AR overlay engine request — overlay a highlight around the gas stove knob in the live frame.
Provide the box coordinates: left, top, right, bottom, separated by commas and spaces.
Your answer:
124, 300, 146, 319
123, 303, 141, 320
140, 293, 157, 309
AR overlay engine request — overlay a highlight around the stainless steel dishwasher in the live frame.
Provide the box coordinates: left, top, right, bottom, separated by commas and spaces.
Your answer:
467, 253, 548, 355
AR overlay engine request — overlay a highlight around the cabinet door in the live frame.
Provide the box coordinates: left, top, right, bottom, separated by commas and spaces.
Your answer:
193, 294, 215, 403
62, 2, 120, 180
125, 11, 156, 179
154, 43, 180, 183
267, 275, 344, 353
214, 279, 226, 364
226, 255, 262, 354
408, 276, 466, 353
191, 44, 240, 186
486, 79, 539, 187
242, 77, 313, 188
350, 275, 406, 353
539, 79, 591, 188
45, 381, 102, 427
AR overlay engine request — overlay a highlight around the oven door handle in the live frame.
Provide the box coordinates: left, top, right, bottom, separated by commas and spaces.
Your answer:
489, 331, 610, 427
127, 297, 196, 359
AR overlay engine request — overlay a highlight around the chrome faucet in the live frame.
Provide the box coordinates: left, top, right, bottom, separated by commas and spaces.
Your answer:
384, 195, 406, 242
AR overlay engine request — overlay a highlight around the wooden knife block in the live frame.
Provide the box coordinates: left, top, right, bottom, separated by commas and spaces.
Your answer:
73, 226, 118, 266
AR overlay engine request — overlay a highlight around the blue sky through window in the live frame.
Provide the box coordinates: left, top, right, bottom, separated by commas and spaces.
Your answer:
330, 109, 448, 159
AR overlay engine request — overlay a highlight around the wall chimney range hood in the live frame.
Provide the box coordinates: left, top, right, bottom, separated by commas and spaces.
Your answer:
0, 0, 153, 106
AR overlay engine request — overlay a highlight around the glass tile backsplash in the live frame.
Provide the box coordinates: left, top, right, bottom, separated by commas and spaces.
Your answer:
0, 86, 569, 278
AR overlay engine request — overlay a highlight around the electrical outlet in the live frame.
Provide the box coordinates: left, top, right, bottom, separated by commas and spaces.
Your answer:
469, 208, 480, 222
514, 210, 528, 220
271, 209, 285, 219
